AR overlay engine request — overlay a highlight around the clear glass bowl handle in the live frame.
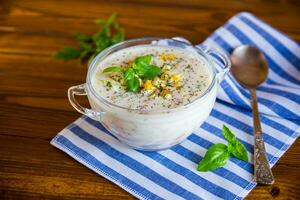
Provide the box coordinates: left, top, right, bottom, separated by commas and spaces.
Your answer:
205, 49, 231, 83
68, 83, 105, 121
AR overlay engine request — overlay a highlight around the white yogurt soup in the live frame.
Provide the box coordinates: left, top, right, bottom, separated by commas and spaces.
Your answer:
91, 45, 212, 111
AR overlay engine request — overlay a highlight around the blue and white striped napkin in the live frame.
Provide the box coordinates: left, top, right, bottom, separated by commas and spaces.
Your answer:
51, 12, 300, 199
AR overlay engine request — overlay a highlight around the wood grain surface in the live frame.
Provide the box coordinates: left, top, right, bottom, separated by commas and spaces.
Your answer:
0, 0, 299, 199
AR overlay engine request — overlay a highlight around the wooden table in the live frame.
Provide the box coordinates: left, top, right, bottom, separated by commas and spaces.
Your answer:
1, 0, 299, 199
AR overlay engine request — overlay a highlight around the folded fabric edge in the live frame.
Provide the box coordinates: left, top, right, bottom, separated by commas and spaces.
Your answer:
50, 133, 148, 200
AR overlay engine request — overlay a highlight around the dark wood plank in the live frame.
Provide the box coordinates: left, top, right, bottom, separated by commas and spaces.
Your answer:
0, 0, 299, 199
0, 135, 135, 200
0, 0, 299, 49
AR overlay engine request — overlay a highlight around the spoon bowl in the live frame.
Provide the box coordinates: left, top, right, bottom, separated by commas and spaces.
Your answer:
231, 45, 268, 88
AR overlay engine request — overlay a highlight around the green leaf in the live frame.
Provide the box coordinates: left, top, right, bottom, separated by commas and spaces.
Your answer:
124, 68, 135, 81
79, 41, 93, 50
96, 13, 117, 26
111, 31, 125, 45
197, 143, 230, 172
93, 34, 111, 50
74, 32, 93, 42
140, 65, 161, 79
113, 21, 121, 30
95, 13, 117, 37
231, 141, 248, 161
222, 125, 248, 162
135, 54, 152, 66
222, 125, 236, 144
227, 142, 233, 152
103, 66, 122, 73
79, 42, 94, 55
95, 19, 106, 25
126, 76, 140, 92
106, 12, 117, 27
52, 47, 81, 60
123, 68, 140, 92
78, 42, 94, 62
132, 55, 161, 79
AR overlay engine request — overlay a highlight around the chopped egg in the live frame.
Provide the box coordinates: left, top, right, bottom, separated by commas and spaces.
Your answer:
165, 93, 172, 99
170, 74, 182, 82
160, 88, 171, 98
153, 77, 164, 88
169, 74, 184, 88
162, 64, 171, 71
143, 80, 155, 90
142, 80, 156, 96
159, 54, 177, 61
161, 71, 171, 80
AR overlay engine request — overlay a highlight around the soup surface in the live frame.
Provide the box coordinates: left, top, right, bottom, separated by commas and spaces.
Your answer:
91, 45, 212, 110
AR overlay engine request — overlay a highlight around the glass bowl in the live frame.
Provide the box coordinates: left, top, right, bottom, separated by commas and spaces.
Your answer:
68, 37, 230, 151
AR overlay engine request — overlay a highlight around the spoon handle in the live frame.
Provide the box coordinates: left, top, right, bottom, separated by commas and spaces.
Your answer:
250, 89, 275, 185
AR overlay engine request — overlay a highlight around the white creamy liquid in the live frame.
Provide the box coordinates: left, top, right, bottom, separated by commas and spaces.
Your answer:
92, 45, 212, 110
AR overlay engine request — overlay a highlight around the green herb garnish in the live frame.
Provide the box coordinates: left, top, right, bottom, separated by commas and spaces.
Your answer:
103, 54, 161, 93
132, 55, 161, 79
197, 125, 248, 172
53, 13, 124, 63
103, 66, 123, 73
222, 125, 248, 162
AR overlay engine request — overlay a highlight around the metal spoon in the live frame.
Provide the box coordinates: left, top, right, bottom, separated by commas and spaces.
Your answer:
230, 45, 275, 185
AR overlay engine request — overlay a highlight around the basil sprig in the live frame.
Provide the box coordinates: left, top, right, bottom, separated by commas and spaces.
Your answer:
53, 13, 124, 63
103, 54, 161, 92
197, 125, 248, 172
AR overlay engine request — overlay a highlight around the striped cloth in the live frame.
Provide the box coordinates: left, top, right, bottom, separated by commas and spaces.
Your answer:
51, 12, 300, 199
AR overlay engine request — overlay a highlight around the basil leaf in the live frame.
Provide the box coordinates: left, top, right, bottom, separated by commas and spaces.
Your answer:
222, 125, 236, 144
96, 13, 116, 25
135, 54, 152, 66
124, 68, 139, 92
124, 68, 135, 81
95, 19, 106, 25
74, 32, 93, 42
141, 65, 161, 78
93, 34, 111, 50
222, 125, 248, 162
197, 143, 230, 172
79, 42, 94, 61
126, 76, 140, 92
112, 31, 124, 45
103, 66, 122, 73
79, 42, 94, 52
52, 47, 81, 60
132, 62, 145, 74
95, 13, 117, 37
134, 65, 161, 79
133, 55, 161, 79
230, 141, 248, 161
133, 63, 148, 77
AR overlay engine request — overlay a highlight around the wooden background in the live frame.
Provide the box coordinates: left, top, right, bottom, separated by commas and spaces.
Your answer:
0, 0, 299, 199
